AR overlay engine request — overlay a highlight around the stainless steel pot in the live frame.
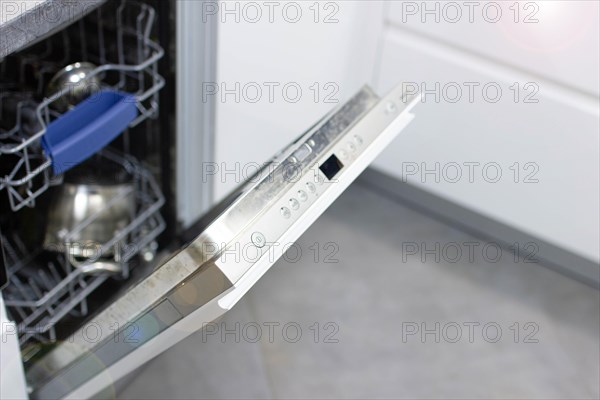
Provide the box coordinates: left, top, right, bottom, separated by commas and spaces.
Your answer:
43, 182, 135, 260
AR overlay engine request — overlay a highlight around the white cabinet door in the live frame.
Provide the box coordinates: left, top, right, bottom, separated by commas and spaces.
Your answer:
373, 28, 600, 265
387, 1, 600, 96
213, 1, 385, 201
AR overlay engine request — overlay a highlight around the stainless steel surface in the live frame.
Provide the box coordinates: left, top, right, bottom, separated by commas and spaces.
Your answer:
28, 84, 420, 399
43, 181, 135, 259
176, 0, 218, 228
46, 62, 101, 111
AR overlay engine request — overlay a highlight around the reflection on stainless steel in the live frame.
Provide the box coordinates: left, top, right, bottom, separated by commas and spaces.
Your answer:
43, 182, 135, 259
77, 260, 123, 276
46, 62, 102, 111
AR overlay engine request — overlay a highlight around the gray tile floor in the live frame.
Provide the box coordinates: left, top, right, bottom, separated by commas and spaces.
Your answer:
116, 182, 600, 399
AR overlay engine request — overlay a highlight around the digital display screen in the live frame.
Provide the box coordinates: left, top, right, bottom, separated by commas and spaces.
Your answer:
319, 154, 344, 180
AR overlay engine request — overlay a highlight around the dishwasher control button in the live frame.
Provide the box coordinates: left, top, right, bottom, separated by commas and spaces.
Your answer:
306, 182, 316, 193
298, 190, 308, 202
347, 142, 356, 153
339, 150, 348, 160
292, 144, 312, 163
385, 101, 397, 114
289, 198, 300, 210
280, 207, 291, 219
251, 232, 267, 248
354, 135, 363, 145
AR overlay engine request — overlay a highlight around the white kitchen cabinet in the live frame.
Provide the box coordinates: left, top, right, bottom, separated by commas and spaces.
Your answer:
373, 28, 599, 265
387, 1, 600, 96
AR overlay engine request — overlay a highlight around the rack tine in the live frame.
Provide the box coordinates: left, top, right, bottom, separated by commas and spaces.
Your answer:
47, 261, 63, 284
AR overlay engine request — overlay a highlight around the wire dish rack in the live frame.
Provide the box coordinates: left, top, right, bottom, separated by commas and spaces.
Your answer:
0, 0, 164, 211
2, 150, 165, 347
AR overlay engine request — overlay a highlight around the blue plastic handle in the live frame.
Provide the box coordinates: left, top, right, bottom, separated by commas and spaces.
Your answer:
42, 90, 138, 175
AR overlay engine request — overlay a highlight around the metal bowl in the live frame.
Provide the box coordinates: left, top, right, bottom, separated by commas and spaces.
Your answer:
43, 181, 135, 260
46, 62, 102, 112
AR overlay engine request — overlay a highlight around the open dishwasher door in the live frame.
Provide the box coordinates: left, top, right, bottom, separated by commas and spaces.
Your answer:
27, 84, 420, 399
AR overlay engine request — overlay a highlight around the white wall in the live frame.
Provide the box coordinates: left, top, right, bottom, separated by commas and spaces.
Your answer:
213, 1, 600, 265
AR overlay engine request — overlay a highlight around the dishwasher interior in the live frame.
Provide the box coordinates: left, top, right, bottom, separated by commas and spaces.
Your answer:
0, 0, 176, 377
